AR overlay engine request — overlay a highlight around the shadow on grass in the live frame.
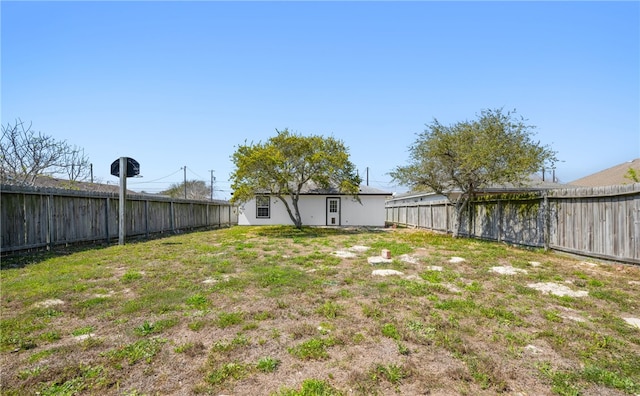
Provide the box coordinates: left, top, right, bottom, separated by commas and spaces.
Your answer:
0, 227, 218, 270
251, 225, 389, 239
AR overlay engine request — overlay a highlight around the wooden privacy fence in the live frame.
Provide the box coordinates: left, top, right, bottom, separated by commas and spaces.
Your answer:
385, 184, 640, 265
1, 184, 239, 254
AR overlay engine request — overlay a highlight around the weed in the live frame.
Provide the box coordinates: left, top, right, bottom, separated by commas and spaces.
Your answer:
434, 298, 476, 313
316, 301, 343, 319
212, 334, 250, 353
542, 310, 563, 323
288, 337, 335, 360
381, 323, 401, 340
257, 356, 280, 373
406, 319, 435, 344
420, 270, 442, 283
36, 364, 109, 395
175, 341, 205, 357
373, 363, 408, 385
362, 304, 383, 319
188, 319, 207, 331
39, 331, 61, 342
274, 378, 344, 396
253, 311, 274, 321
581, 365, 640, 393
186, 293, 209, 310
216, 311, 244, 328
77, 297, 110, 310
207, 362, 249, 385
104, 338, 166, 365
397, 341, 410, 355
122, 270, 143, 283
536, 362, 581, 396
18, 365, 45, 379
28, 348, 57, 363
174, 342, 193, 353
71, 326, 95, 336
80, 336, 105, 350
134, 317, 178, 336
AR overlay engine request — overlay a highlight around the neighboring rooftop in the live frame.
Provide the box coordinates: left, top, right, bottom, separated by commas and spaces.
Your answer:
3, 176, 124, 194
569, 158, 640, 187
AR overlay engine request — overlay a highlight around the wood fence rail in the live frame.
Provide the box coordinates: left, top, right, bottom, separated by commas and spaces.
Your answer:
1, 184, 238, 254
385, 183, 640, 265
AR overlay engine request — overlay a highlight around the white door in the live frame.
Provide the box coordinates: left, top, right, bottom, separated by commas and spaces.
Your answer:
326, 198, 341, 226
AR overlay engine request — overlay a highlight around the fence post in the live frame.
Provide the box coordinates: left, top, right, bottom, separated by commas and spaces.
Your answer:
497, 199, 503, 243
105, 197, 110, 243
170, 201, 175, 233
543, 192, 550, 251
144, 200, 149, 239
47, 194, 54, 251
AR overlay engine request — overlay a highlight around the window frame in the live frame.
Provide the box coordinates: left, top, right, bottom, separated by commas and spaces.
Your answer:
255, 195, 270, 219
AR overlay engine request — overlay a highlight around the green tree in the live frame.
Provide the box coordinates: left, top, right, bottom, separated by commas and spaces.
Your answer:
624, 167, 639, 183
230, 129, 361, 229
160, 180, 210, 200
390, 108, 557, 237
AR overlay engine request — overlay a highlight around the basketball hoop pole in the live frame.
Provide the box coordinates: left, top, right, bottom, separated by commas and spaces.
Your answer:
111, 156, 139, 246
119, 156, 126, 245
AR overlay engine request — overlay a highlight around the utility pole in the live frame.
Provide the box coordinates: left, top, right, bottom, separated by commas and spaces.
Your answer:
210, 170, 215, 200
366, 167, 369, 186
183, 166, 187, 199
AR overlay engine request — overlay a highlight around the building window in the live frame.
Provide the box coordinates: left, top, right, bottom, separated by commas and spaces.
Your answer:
256, 196, 270, 218
329, 200, 338, 213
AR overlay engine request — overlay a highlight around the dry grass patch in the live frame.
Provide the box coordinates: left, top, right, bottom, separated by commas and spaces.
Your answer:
2, 226, 639, 395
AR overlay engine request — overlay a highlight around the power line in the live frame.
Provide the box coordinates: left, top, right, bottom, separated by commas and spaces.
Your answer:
186, 166, 205, 180
128, 168, 183, 184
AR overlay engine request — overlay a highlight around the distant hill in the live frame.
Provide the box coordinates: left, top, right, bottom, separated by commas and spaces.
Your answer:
569, 158, 640, 187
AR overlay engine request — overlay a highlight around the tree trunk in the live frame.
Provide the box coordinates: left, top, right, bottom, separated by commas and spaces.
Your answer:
452, 195, 469, 238
278, 193, 304, 229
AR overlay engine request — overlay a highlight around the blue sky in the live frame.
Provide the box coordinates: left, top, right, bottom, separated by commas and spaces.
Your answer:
2, 1, 638, 199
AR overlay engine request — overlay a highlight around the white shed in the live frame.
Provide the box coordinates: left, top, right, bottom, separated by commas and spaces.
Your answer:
237, 185, 392, 227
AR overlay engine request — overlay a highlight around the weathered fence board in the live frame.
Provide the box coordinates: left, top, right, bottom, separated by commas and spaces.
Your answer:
386, 184, 640, 264
1, 185, 238, 254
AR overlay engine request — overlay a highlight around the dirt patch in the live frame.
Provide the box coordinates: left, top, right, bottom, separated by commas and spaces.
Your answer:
623, 318, 640, 329
527, 282, 589, 297
399, 254, 420, 264
367, 256, 393, 265
348, 245, 370, 252
34, 299, 65, 308
490, 266, 528, 275
371, 269, 404, 277
333, 250, 357, 258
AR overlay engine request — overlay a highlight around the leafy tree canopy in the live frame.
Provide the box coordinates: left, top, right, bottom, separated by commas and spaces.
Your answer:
230, 129, 361, 228
624, 167, 639, 183
390, 108, 557, 236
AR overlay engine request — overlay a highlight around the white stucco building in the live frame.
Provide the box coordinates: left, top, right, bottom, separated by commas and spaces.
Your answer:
237, 185, 392, 227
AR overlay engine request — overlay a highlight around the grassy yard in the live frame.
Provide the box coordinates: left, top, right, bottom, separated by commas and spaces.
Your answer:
1, 226, 639, 395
